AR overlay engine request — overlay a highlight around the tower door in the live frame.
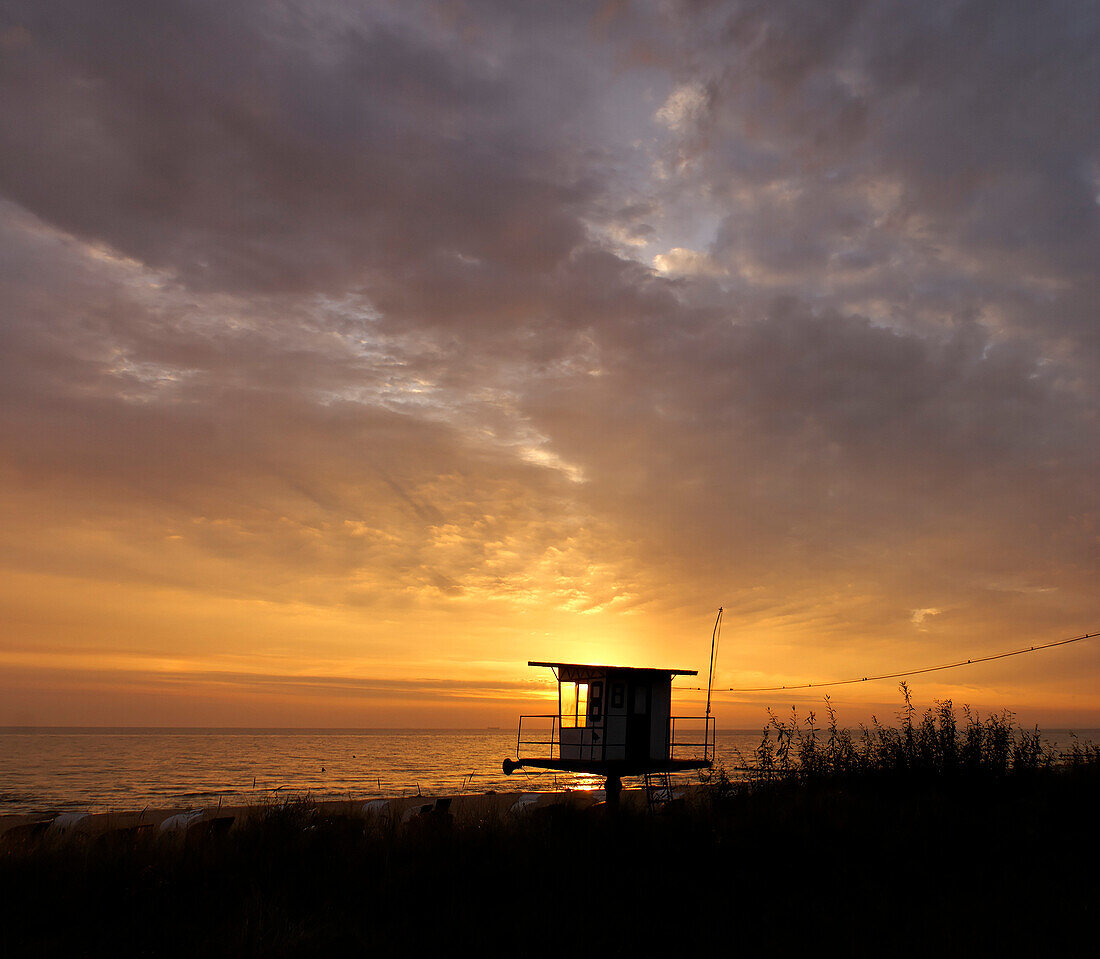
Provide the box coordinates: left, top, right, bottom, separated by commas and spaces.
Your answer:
626, 681, 650, 763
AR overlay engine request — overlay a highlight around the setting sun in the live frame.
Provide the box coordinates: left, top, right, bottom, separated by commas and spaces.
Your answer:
1, 0, 1098, 730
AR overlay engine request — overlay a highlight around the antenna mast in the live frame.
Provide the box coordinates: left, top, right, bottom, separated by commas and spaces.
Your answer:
705, 606, 723, 721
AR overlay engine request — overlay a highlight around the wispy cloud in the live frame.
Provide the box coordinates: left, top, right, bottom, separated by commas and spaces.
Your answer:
0, 0, 1097, 724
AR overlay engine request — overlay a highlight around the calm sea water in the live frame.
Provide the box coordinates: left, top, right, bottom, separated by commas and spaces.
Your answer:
0, 728, 1095, 815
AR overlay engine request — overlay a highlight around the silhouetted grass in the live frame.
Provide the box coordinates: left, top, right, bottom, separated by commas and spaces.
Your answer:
739, 682, 1097, 783
3, 695, 1098, 957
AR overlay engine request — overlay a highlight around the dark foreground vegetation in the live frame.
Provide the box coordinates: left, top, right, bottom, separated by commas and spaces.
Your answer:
3, 690, 1098, 957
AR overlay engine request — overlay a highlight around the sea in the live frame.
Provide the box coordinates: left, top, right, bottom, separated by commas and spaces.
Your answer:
1, 727, 1096, 816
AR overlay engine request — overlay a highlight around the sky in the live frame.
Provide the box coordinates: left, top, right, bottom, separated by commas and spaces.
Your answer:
1, 0, 1098, 728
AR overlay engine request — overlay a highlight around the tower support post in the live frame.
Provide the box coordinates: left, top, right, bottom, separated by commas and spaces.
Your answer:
605, 774, 622, 809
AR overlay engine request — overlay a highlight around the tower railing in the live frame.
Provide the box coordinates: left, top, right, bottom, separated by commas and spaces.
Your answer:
668, 715, 716, 764
517, 714, 560, 762
516, 713, 715, 765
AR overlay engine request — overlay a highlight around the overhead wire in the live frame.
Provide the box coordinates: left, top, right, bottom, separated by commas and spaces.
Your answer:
677, 629, 1099, 693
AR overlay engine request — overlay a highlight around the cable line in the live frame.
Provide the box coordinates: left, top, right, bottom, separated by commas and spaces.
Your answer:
677, 629, 1099, 693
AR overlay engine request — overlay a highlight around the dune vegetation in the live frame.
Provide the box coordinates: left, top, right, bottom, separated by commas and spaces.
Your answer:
2, 688, 1097, 957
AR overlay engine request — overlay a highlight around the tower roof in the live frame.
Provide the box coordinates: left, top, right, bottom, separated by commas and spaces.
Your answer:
528, 661, 697, 676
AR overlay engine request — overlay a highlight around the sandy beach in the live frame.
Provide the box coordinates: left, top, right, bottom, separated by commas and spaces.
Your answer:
3, 770, 1097, 956
0, 786, 658, 845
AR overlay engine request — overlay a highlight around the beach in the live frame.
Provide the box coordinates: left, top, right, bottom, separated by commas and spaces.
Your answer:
4, 713, 1098, 955
0, 787, 622, 844
3, 767, 1098, 957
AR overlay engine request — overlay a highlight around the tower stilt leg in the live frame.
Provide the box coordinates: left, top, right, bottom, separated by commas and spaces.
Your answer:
605, 774, 622, 809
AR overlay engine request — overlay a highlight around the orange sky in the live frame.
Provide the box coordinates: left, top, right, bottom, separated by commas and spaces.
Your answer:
1, 2, 1099, 728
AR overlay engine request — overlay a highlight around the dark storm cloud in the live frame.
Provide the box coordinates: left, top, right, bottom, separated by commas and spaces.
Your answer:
0, 0, 1098, 687
0, 0, 592, 295
662, 1, 1100, 331
500, 0, 1100, 639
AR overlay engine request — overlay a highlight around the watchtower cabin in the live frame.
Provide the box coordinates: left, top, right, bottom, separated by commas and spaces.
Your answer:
502, 662, 715, 805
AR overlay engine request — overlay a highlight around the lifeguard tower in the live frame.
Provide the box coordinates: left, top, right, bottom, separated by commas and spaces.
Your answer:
502, 661, 715, 805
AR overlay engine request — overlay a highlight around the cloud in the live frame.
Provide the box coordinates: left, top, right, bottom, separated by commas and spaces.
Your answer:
655, 83, 708, 131
911, 608, 942, 627
0, 1, 599, 297
652, 246, 724, 276
0, 1, 1097, 722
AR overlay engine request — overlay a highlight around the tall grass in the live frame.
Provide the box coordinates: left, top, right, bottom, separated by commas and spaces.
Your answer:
3, 724, 1099, 956
739, 683, 1097, 783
